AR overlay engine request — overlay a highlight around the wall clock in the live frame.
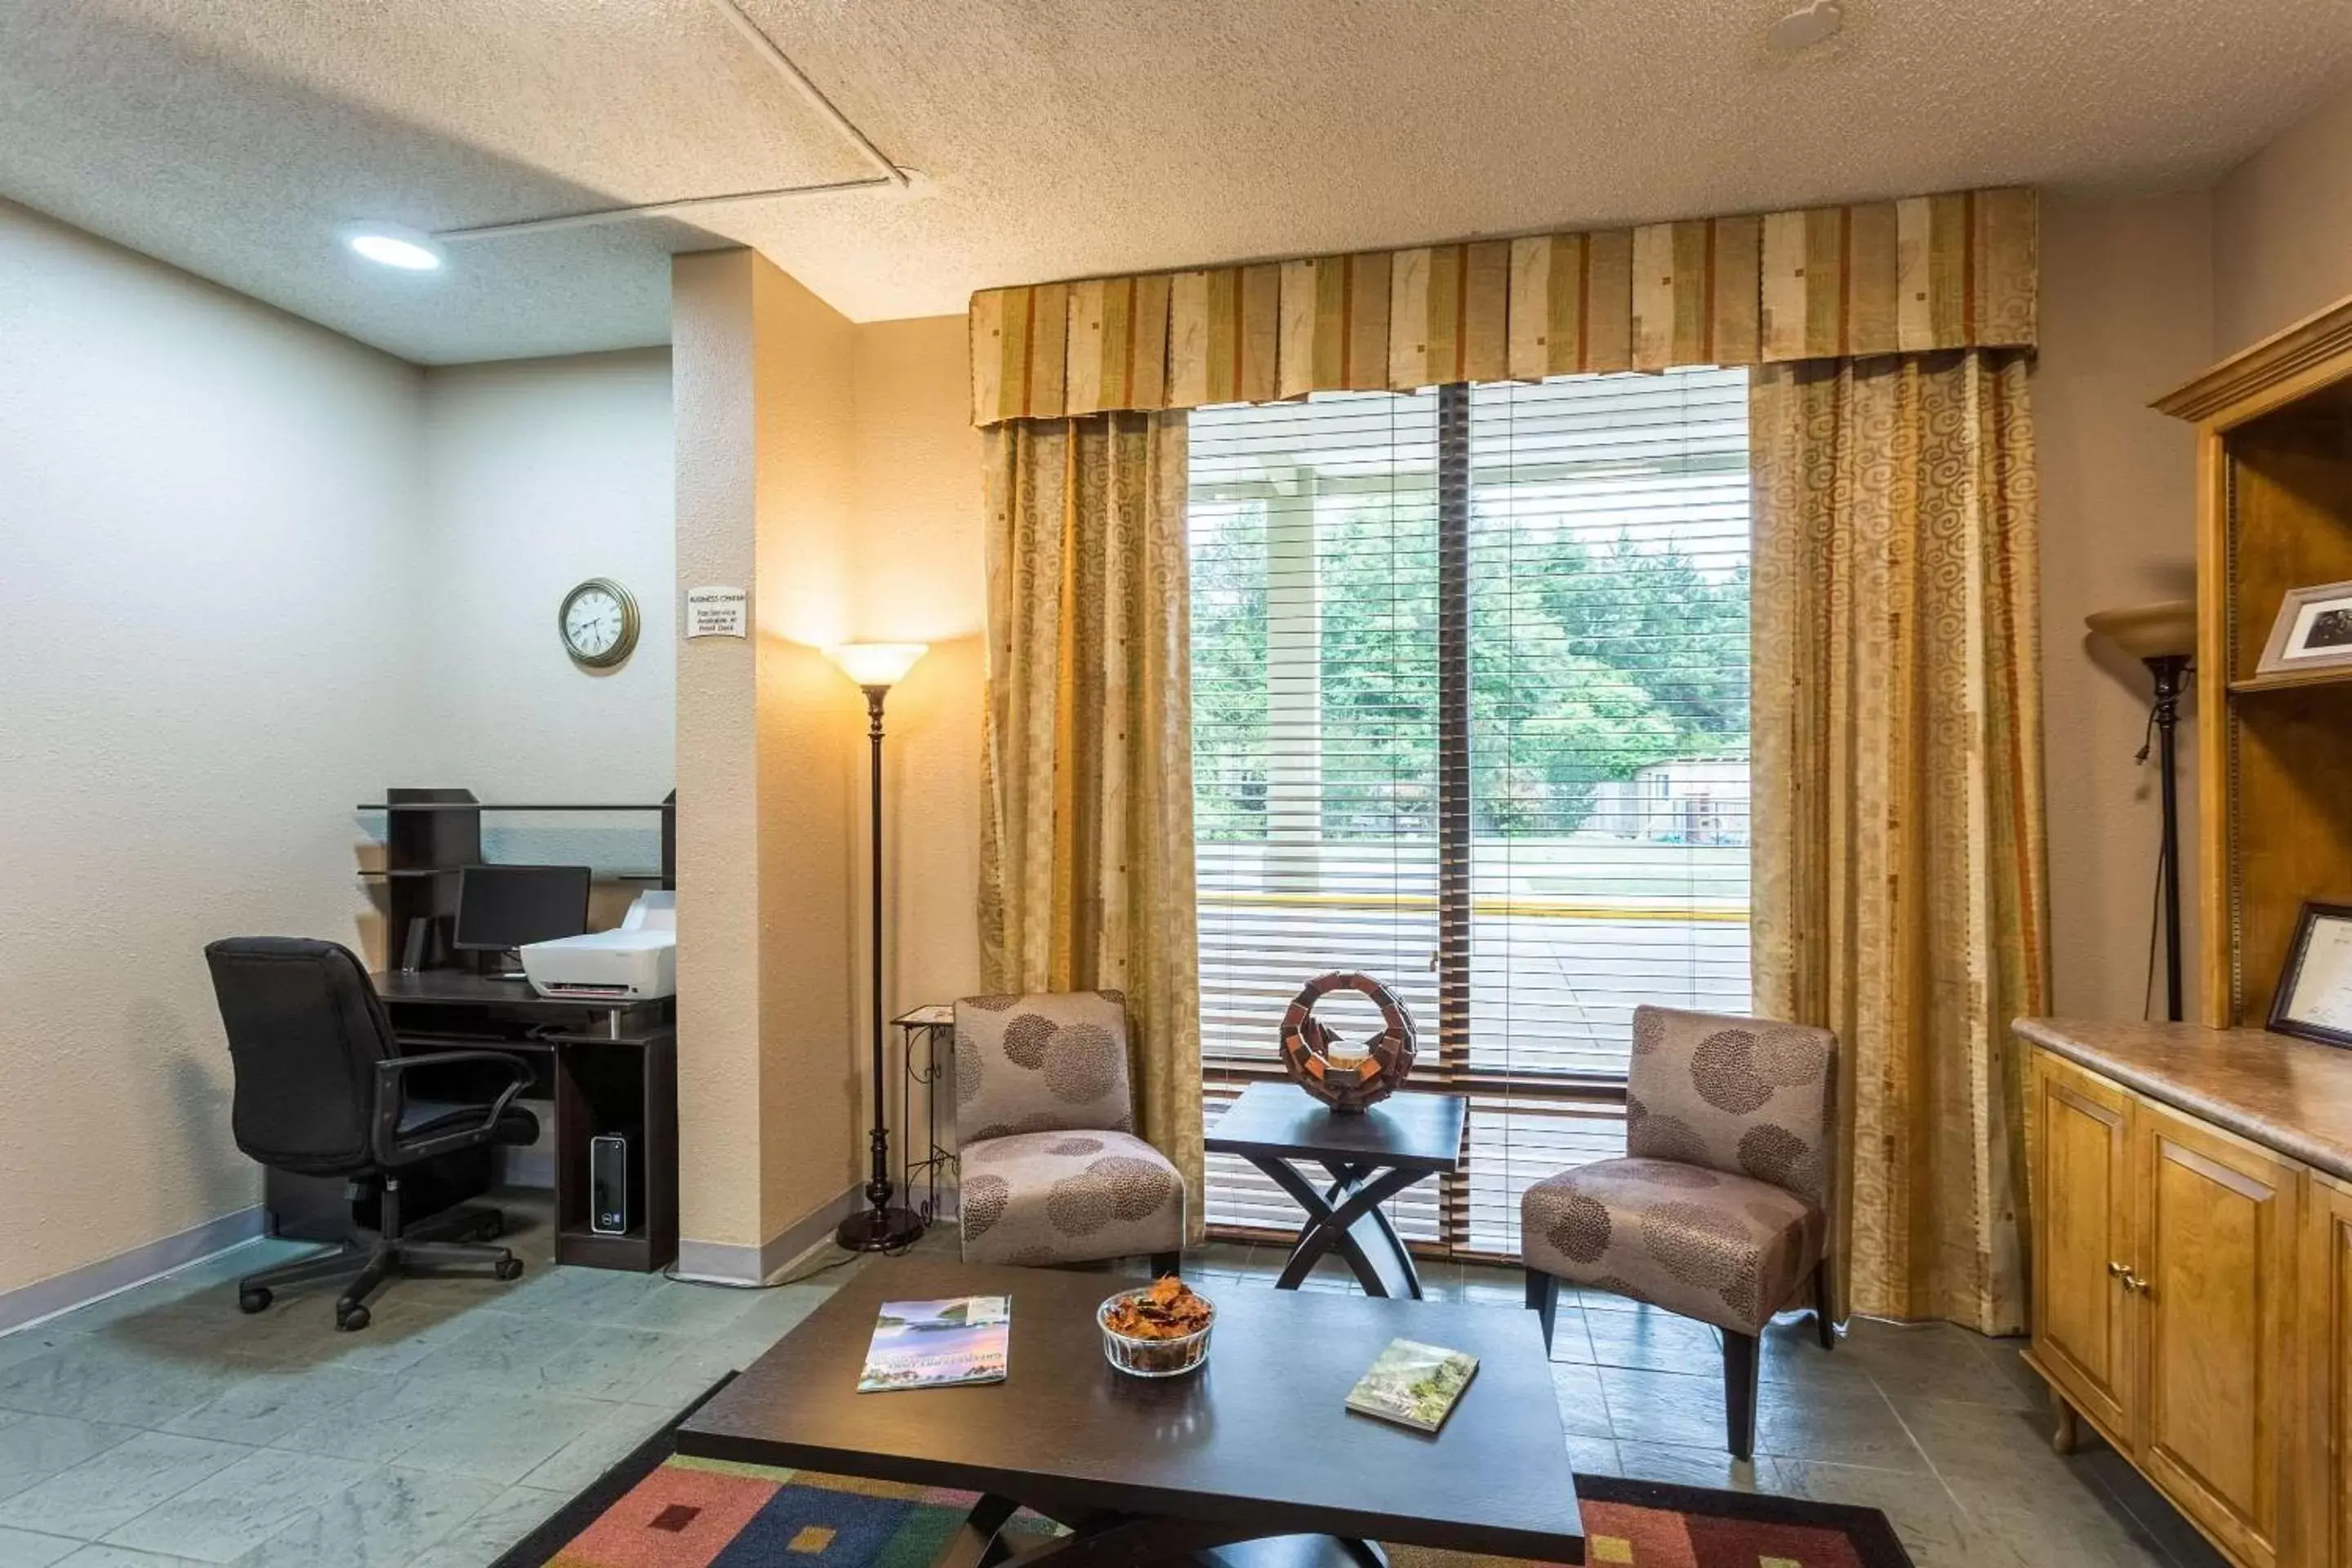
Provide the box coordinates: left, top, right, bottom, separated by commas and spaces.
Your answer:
559, 577, 639, 669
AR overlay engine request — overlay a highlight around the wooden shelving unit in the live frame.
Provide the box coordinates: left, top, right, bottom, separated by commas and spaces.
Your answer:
2158, 295, 2352, 1029
2228, 666, 2352, 696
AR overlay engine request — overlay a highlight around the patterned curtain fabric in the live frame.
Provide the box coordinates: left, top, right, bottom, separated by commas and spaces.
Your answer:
972, 188, 2037, 424
1749, 349, 2048, 1335
978, 410, 1205, 1240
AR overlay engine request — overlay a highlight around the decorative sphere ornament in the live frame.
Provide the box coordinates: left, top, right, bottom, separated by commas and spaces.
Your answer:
1277, 972, 1419, 1113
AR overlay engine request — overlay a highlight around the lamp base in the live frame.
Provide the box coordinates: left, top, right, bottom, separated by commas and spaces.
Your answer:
835, 1204, 926, 1254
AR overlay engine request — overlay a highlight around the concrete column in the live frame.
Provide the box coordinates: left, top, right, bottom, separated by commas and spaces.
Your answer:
671, 248, 861, 1281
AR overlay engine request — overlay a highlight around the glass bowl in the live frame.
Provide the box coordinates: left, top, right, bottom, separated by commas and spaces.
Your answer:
1097, 1286, 1214, 1378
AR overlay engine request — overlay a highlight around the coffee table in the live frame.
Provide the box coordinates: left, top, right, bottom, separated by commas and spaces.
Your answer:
675, 1256, 1583, 1567
1205, 1083, 1467, 1298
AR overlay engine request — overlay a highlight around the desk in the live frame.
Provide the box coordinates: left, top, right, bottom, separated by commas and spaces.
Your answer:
266, 972, 677, 1272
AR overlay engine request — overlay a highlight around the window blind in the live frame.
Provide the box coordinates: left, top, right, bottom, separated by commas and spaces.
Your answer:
1188, 367, 1752, 1258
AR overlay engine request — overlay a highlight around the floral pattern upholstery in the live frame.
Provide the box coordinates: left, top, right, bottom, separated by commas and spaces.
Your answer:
955, 991, 1184, 1266
955, 991, 1136, 1143
957, 1129, 1184, 1267
1521, 1006, 1838, 1335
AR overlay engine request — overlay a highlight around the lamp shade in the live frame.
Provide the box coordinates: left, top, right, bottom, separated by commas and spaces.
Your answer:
2086, 600, 2197, 662
826, 642, 928, 688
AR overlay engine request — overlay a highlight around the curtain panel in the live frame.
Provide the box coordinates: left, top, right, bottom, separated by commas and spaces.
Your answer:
978, 410, 1206, 1240
972, 188, 2036, 425
1749, 350, 2048, 1335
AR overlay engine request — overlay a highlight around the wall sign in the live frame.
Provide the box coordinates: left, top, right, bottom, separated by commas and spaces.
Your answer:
685, 586, 747, 639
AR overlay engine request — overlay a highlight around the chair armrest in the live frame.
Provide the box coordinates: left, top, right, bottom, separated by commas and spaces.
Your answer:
371, 1049, 535, 1166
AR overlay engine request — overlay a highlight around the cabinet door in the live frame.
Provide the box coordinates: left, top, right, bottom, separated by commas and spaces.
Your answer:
2029, 1050, 2138, 1440
2136, 1098, 2299, 1568
2305, 1174, 2352, 1568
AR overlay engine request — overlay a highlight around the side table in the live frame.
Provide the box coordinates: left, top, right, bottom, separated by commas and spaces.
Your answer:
1205, 1080, 1467, 1298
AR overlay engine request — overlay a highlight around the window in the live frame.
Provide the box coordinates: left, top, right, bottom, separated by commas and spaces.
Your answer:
1189, 367, 1751, 1257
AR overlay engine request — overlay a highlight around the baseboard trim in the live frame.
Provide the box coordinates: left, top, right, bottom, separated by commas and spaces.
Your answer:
0, 1205, 267, 1336
676, 1183, 960, 1286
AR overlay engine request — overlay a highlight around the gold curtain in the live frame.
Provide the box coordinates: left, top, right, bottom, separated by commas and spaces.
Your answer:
979, 410, 1205, 1238
1750, 349, 2047, 1334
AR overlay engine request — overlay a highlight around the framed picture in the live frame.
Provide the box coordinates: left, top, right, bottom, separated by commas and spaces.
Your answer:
2269, 901, 2352, 1047
2256, 580, 2352, 675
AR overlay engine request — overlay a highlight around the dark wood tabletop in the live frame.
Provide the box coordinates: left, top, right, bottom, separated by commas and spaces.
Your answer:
675, 1255, 1583, 1560
1205, 1082, 1468, 1174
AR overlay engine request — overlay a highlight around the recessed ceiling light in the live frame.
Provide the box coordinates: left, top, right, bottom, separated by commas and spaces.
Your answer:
1766, 0, 1844, 52
341, 222, 444, 271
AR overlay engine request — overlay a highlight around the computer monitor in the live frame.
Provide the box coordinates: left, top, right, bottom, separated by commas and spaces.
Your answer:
454, 864, 592, 953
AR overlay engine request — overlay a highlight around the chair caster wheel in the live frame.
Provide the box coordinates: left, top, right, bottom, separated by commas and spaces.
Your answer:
335, 1304, 371, 1332
238, 1288, 271, 1315
493, 1258, 523, 1281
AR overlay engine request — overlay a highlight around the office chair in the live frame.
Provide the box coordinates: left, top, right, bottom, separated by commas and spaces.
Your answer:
204, 937, 539, 1330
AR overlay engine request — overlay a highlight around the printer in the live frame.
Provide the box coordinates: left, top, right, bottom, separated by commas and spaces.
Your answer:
520, 891, 676, 1000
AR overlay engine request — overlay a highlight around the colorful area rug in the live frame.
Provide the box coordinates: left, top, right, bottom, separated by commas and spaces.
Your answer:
498, 1383, 1913, 1568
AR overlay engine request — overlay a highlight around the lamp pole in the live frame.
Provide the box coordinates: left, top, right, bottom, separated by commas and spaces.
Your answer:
2148, 653, 2190, 1023
835, 681, 923, 1252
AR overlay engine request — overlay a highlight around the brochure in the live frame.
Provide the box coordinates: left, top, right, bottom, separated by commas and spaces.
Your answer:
1343, 1336, 1478, 1432
857, 1296, 1011, 1392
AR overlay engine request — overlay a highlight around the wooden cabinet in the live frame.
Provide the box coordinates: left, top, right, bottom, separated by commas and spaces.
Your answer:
2029, 1050, 2138, 1439
2134, 1100, 2299, 1568
2025, 1040, 2316, 1568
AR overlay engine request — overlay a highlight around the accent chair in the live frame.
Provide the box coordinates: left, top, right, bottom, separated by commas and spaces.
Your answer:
953, 989, 1183, 1276
1521, 1004, 1840, 1459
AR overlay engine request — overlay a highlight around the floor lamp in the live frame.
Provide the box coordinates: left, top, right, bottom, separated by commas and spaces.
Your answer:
826, 641, 929, 1252
2086, 601, 2197, 1022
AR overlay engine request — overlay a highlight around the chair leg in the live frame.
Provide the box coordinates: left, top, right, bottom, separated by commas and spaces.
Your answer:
1812, 1258, 1837, 1350
1526, 1270, 1561, 1352
1148, 1251, 1181, 1279
1722, 1329, 1761, 1461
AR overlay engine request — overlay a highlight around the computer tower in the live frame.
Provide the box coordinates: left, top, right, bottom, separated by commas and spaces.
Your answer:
589, 1134, 630, 1235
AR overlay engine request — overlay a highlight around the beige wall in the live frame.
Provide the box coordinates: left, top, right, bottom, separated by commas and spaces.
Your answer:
418, 350, 676, 808
0, 199, 424, 1305
672, 250, 870, 1277
2034, 191, 2213, 1018
2214, 80, 2352, 356
852, 318, 987, 1044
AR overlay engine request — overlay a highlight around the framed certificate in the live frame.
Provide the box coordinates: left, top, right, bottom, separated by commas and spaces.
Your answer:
2269, 902, 2352, 1047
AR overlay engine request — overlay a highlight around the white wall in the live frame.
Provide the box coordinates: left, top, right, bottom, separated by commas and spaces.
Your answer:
416, 350, 676, 881
0, 198, 425, 1301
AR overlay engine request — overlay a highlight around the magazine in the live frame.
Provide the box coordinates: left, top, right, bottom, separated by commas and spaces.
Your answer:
857, 1296, 1011, 1392
1343, 1337, 1478, 1432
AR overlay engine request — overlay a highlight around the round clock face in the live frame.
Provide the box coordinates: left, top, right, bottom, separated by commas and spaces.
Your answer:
559, 578, 639, 668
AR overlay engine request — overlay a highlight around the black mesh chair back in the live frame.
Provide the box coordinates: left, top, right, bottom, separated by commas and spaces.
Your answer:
204, 937, 394, 1178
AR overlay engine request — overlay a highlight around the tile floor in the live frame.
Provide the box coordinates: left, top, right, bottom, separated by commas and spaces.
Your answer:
0, 1202, 2226, 1568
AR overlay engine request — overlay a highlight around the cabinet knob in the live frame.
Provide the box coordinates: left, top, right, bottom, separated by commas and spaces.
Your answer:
2108, 1260, 2132, 1277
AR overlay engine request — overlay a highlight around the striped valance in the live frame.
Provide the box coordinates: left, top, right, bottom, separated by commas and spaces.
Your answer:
970, 187, 2037, 425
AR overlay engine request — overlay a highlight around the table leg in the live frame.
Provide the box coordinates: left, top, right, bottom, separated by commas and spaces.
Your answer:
1252, 1157, 1429, 1298
933, 1494, 1022, 1568
933, 1507, 1262, 1568
1321, 1161, 1423, 1300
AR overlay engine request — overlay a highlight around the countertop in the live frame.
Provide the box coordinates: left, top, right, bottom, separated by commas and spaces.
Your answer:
2015, 1016, 2352, 1183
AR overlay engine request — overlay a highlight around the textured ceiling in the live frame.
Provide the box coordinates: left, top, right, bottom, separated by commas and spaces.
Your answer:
4, 0, 2350, 364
